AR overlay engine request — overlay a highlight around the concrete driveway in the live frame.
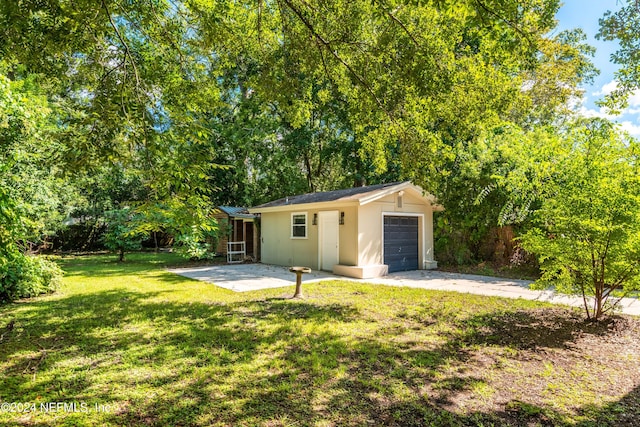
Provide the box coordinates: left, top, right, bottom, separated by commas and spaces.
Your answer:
168, 263, 640, 316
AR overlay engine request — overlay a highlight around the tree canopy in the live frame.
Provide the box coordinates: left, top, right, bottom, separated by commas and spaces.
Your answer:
1, 1, 595, 189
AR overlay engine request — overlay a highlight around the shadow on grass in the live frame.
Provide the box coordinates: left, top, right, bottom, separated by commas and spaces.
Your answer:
0, 280, 637, 426
458, 307, 623, 350
55, 252, 216, 278
580, 385, 640, 427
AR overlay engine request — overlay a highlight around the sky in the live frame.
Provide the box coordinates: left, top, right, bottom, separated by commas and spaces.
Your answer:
555, 0, 640, 137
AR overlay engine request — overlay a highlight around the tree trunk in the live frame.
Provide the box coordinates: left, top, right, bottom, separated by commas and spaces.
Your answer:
303, 151, 314, 192
594, 281, 604, 320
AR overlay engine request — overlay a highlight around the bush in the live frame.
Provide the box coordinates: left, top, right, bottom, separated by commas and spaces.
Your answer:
0, 252, 62, 303
174, 228, 217, 261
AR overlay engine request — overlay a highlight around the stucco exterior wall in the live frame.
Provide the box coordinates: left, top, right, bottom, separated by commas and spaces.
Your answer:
259, 211, 319, 269
259, 206, 358, 270
338, 206, 358, 266
357, 192, 435, 268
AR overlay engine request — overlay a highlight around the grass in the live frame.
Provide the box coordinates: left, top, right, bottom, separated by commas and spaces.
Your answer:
0, 252, 638, 426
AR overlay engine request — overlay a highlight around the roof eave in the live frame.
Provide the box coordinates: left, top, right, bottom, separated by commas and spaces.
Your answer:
249, 199, 360, 214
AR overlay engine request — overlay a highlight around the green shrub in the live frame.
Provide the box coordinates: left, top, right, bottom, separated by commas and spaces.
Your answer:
174, 228, 217, 261
0, 252, 62, 303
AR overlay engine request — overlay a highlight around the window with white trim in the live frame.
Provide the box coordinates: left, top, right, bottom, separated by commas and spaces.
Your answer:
291, 213, 307, 238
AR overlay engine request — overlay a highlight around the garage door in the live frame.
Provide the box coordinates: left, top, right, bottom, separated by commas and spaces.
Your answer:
384, 216, 419, 273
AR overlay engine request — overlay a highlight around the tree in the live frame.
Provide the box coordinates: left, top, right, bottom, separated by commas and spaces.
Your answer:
190, 1, 597, 263
517, 120, 640, 320
0, 71, 63, 302
134, 198, 219, 260
102, 208, 145, 262
1, 0, 227, 240
598, 1, 640, 111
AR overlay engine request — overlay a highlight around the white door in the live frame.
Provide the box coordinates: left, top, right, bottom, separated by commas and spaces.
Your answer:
318, 211, 339, 271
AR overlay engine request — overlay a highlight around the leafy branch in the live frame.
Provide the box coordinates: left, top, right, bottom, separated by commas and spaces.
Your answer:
278, 0, 391, 119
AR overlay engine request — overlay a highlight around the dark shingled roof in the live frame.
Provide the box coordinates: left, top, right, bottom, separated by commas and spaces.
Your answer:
253, 182, 407, 209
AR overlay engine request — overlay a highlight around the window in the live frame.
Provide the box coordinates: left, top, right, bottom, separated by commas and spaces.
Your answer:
291, 213, 307, 238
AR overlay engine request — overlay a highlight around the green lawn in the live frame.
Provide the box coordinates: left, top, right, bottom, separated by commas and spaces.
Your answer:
1, 253, 638, 426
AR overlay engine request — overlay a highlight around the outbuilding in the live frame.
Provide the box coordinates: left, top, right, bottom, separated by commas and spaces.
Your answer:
214, 206, 259, 262
248, 181, 442, 278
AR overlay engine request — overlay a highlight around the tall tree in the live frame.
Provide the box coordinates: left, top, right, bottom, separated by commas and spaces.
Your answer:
191, 0, 595, 197
598, 0, 640, 111
1, 0, 223, 198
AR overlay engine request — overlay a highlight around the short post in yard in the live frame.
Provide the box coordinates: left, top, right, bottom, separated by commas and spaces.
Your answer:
289, 266, 311, 298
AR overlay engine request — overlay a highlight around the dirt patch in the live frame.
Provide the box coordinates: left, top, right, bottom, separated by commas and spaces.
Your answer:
450, 308, 640, 426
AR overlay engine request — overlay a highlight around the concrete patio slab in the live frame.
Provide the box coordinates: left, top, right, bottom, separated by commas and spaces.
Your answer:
168, 263, 640, 316
167, 263, 335, 292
